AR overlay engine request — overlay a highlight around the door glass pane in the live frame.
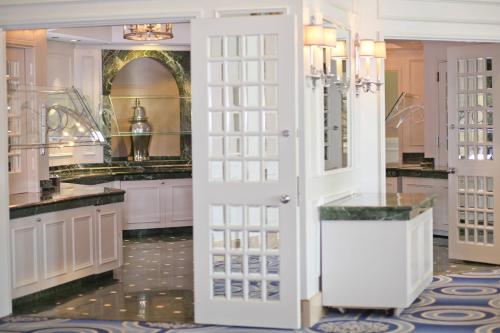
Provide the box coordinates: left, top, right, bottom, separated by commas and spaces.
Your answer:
266, 281, 280, 301
209, 62, 224, 82
247, 206, 261, 227
248, 231, 261, 250
248, 280, 262, 300
246, 161, 261, 182
213, 279, 226, 298
227, 36, 241, 57
266, 255, 280, 275
245, 35, 260, 57
211, 205, 225, 226
248, 255, 261, 274
227, 62, 242, 82
231, 280, 243, 298
231, 255, 243, 273
212, 230, 225, 249
210, 37, 223, 58
245, 61, 259, 82
228, 206, 243, 226
213, 255, 225, 273
263, 35, 278, 56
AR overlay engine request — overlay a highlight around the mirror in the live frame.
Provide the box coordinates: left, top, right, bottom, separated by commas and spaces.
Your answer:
324, 24, 351, 171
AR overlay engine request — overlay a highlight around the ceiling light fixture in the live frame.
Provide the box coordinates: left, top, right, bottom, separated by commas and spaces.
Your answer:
123, 23, 174, 41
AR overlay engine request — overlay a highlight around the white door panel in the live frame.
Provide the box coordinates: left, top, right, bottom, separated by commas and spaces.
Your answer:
448, 45, 500, 264
192, 15, 299, 329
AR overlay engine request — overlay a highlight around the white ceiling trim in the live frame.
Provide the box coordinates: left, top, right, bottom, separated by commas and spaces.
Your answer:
378, 0, 500, 25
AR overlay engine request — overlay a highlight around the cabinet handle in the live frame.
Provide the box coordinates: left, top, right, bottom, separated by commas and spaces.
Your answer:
36, 218, 41, 222
161, 182, 165, 185
96, 209, 101, 213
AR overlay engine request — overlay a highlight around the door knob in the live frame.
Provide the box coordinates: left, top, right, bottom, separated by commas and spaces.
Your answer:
282, 130, 290, 137
447, 167, 456, 174
280, 194, 291, 204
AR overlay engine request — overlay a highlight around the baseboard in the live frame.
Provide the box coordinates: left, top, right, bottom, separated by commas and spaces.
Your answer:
12, 271, 115, 314
123, 226, 192, 239
301, 292, 324, 328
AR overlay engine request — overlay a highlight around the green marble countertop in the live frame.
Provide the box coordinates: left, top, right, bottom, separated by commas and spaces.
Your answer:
52, 161, 192, 185
320, 193, 435, 221
10, 183, 125, 219
386, 163, 448, 179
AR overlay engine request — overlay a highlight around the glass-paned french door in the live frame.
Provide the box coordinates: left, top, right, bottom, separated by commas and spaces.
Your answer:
191, 15, 300, 329
448, 45, 500, 264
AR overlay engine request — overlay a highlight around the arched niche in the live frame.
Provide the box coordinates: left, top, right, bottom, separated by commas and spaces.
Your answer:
110, 57, 181, 158
102, 49, 191, 161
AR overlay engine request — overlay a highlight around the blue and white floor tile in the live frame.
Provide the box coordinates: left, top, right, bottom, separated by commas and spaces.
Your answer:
2, 268, 499, 333
2, 236, 499, 332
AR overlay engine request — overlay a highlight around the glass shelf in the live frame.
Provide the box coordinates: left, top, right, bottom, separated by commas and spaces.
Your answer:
7, 85, 106, 150
102, 94, 191, 138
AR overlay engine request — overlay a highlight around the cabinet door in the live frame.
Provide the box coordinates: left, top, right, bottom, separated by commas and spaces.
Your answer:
402, 177, 448, 235
41, 211, 69, 281
386, 177, 398, 193
120, 180, 163, 230
163, 179, 193, 227
11, 217, 40, 298
70, 207, 95, 275
96, 203, 122, 273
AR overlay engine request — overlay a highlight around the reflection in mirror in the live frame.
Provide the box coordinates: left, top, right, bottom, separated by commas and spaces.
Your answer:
324, 25, 350, 171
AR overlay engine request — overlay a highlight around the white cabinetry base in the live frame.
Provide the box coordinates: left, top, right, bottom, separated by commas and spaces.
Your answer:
321, 209, 433, 311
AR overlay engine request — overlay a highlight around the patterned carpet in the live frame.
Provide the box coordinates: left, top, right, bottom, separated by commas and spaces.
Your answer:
1, 269, 499, 332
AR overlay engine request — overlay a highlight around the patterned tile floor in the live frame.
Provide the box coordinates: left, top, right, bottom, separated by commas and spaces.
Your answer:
15, 233, 194, 323
2, 234, 499, 332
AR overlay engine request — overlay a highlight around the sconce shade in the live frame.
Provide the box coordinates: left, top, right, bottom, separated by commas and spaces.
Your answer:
359, 39, 375, 57
374, 41, 387, 59
304, 24, 324, 46
323, 27, 337, 47
332, 40, 347, 58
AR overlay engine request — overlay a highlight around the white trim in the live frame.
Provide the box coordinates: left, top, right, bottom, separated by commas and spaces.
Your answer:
214, 7, 289, 17
0, 29, 12, 316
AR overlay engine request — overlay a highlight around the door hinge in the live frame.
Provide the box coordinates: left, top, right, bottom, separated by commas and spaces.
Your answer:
437, 135, 440, 148
437, 72, 440, 82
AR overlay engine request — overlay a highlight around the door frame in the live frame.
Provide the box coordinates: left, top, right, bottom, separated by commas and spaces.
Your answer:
0, 2, 304, 322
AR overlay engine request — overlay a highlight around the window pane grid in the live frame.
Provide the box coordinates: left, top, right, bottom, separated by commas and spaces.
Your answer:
457, 58, 493, 161
457, 175, 494, 246
209, 204, 281, 301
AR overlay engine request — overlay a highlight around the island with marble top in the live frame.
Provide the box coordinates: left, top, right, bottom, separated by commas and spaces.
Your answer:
320, 193, 435, 316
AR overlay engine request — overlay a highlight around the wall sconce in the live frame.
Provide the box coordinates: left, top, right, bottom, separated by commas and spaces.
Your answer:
331, 40, 350, 93
304, 19, 331, 88
354, 34, 386, 96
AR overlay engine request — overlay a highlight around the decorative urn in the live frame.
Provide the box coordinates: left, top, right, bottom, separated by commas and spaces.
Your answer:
129, 98, 152, 161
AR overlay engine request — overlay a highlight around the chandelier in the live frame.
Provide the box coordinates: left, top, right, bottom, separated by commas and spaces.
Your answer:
123, 23, 173, 41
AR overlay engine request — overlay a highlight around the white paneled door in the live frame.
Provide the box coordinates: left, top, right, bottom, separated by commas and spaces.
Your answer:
191, 16, 300, 329
448, 45, 500, 264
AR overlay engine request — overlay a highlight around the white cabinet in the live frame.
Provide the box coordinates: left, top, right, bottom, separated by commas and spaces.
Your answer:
120, 179, 192, 230
402, 177, 448, 235
96, 204, 122, 273
11, 203, 122, 299
386, 177, 399, 193
121, 180, 163, 229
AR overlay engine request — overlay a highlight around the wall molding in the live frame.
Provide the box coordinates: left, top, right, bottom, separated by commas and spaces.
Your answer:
378, 0, 500, 25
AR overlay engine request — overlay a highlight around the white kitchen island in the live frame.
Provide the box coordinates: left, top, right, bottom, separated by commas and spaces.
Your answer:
320, 193, 435, 316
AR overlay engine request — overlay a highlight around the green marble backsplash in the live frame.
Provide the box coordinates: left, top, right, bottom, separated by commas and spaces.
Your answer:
101, 49, 191, 163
